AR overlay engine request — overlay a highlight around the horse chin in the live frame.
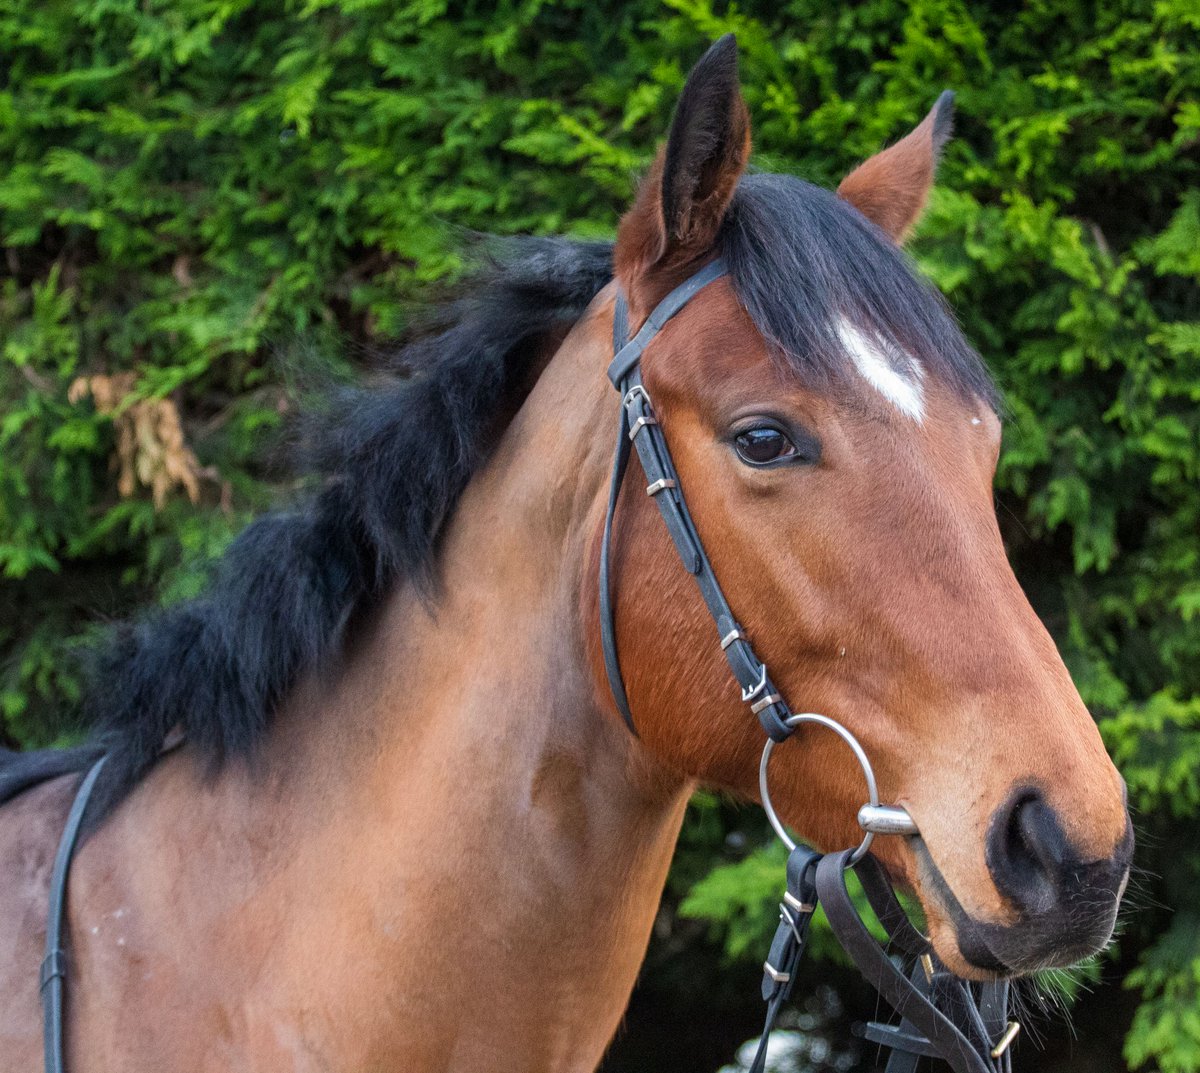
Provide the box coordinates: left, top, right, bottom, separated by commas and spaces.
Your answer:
921, 905, 1012, 982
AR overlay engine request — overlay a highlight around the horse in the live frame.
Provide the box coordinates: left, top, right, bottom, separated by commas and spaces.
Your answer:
0, 35, 1131, 1072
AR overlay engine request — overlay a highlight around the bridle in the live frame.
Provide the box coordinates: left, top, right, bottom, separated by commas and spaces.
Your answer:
600, 259, 1021, 1073
600, 257, 797, 745
36, 259, 1022, 1073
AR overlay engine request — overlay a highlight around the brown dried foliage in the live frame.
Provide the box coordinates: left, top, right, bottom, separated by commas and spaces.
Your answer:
68, 374, 204, 509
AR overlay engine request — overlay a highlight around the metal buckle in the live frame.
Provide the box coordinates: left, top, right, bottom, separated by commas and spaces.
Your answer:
623, 384, 652, 411
750, 692, 782, 715
740, 664, 768, 703
778, 903, 806, 945
646, 478, 677, 497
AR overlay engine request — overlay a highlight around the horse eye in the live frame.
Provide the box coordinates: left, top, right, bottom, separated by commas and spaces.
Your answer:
734, 427, 796, 467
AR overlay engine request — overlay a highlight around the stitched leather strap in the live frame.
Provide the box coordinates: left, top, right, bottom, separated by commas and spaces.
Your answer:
746, 845, 821, 1073
600, 259, 794, 741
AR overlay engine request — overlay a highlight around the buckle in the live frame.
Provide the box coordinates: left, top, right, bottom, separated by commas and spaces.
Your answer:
991, 1021, 1021, 1058
623, 384, 652, 412
740, 665, 768, 703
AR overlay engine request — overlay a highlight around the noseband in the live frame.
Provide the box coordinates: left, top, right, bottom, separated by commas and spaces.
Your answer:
600, 260, 1020, 1073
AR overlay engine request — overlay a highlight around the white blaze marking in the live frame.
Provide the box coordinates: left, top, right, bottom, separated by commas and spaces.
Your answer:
836, 319, 925, 423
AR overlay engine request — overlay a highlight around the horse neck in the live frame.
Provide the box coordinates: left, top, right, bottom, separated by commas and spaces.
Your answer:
63, 291, 690, 1071
329, 287, 691, 859
250, 290, 692, 1064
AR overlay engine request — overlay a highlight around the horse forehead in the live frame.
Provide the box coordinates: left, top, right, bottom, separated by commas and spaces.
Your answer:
638, 284, 776, 394
637, 283, 993, 447
835, 319, 926, 424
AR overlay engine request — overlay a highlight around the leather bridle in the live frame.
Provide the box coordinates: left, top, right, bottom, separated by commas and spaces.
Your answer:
38, 259, 1021, 1073
599, 257, 796, 744
599, 259, 1020, 1073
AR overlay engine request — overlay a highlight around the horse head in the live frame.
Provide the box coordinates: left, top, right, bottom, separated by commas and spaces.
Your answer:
594, 35, 1131, 979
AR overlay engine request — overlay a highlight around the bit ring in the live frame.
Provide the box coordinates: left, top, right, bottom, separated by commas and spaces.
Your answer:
759, 713, 910, 865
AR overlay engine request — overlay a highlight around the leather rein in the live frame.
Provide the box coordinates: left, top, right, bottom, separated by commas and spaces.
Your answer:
39, 258, 1020, 1073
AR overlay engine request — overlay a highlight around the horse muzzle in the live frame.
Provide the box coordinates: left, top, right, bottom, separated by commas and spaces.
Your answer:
916, 792, 1134, 975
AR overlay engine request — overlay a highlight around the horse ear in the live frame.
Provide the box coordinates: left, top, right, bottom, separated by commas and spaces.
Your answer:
616, 35, 750, 278
837, 91, 955, 244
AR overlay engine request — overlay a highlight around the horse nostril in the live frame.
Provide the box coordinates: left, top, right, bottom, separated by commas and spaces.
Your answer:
967, 787, 1133, 969
987, 789, 1070, 916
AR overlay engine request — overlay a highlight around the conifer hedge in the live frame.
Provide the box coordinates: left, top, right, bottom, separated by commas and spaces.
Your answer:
1, 2, 1197, 1069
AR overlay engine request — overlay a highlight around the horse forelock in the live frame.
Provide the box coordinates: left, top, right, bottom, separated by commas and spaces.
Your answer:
720, 173, 998, 414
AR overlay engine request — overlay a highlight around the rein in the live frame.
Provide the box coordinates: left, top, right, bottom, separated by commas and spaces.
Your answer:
600, 260, 1020, 1073
36, 259, 1020, 1073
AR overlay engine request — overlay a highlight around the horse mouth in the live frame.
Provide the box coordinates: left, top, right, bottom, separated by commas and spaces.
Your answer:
909, 836, 1125, 978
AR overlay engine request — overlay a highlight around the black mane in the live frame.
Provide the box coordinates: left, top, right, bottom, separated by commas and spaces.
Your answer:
79, 236, 613, 818
3, 175, 996, 820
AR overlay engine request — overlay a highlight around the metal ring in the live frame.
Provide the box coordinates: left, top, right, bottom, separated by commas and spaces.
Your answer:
759, 713, 880, 865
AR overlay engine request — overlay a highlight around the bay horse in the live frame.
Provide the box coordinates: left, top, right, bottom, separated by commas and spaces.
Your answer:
0, 36, 1131, 1073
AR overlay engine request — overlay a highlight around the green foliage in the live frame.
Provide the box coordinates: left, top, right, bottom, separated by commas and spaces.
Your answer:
1, 0, 1197, 1068
1125, 913, 1200, 1073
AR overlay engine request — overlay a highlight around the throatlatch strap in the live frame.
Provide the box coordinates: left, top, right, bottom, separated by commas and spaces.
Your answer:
600, 258, 794, 741
42, 756, 106, 1073
599, 393, 637, 733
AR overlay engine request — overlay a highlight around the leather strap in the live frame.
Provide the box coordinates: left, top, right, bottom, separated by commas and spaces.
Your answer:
600, 259, 794, 741
853, 849, 937, 959
606, 259, 730, 386
42, 756, 106, 1073
599, 387, 637, 732
815, 851, 1003, 1073
747, 845, 821, 1073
